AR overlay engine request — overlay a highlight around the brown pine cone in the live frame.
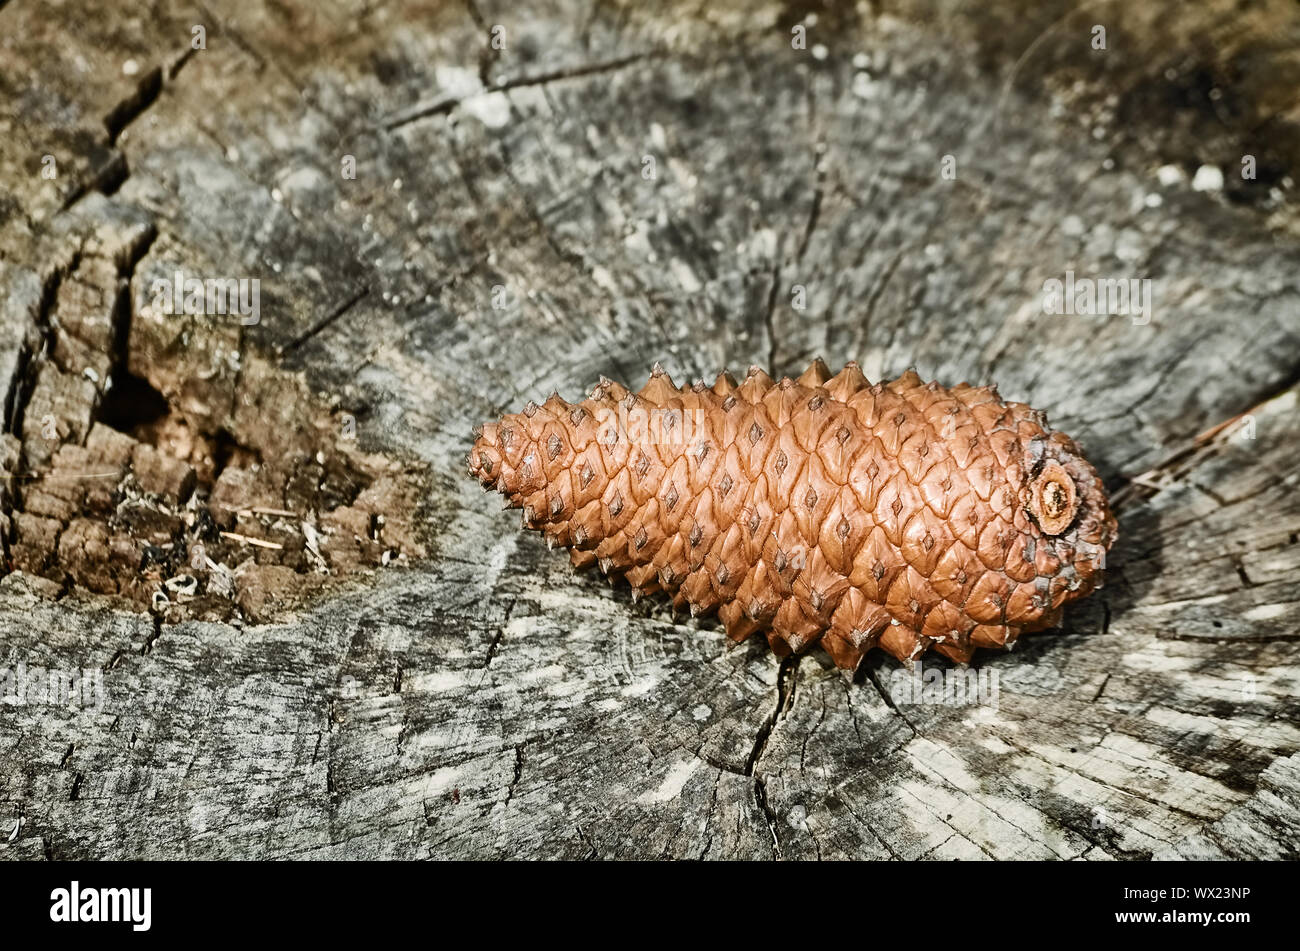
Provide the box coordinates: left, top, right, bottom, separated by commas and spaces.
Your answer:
467, 361, 1117, 668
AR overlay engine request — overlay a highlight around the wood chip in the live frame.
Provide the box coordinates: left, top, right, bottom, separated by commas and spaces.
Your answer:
219, 531, 284, 550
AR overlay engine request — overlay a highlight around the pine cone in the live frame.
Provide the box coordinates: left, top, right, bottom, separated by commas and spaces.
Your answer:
467, 361, 1117, 668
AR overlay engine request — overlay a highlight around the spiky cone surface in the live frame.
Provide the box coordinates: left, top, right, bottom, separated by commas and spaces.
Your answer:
467, 361, 1117, 669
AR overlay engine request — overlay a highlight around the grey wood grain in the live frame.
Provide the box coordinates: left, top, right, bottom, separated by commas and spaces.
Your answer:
1, 0, 1297, 859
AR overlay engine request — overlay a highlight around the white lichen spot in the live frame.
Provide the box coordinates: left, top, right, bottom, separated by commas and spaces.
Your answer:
620, 677, 658, 698
1243, 603, 1288, 622
424, 764, 464, 798
1156, 164, 1185, 188
435, 65, 483, 100
749, 227, 777, 259
636, 758, 698, 804
590, 265, 616, 294
1191, 165, 1224, 192
623, 221, 655, 261
463, 92, 512, 129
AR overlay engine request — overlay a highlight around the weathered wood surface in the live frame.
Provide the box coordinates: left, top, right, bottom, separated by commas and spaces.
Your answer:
1, 0, 1299, 859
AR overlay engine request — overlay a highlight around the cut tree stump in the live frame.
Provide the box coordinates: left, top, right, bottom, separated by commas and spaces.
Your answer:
1, 0, 1298, 860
